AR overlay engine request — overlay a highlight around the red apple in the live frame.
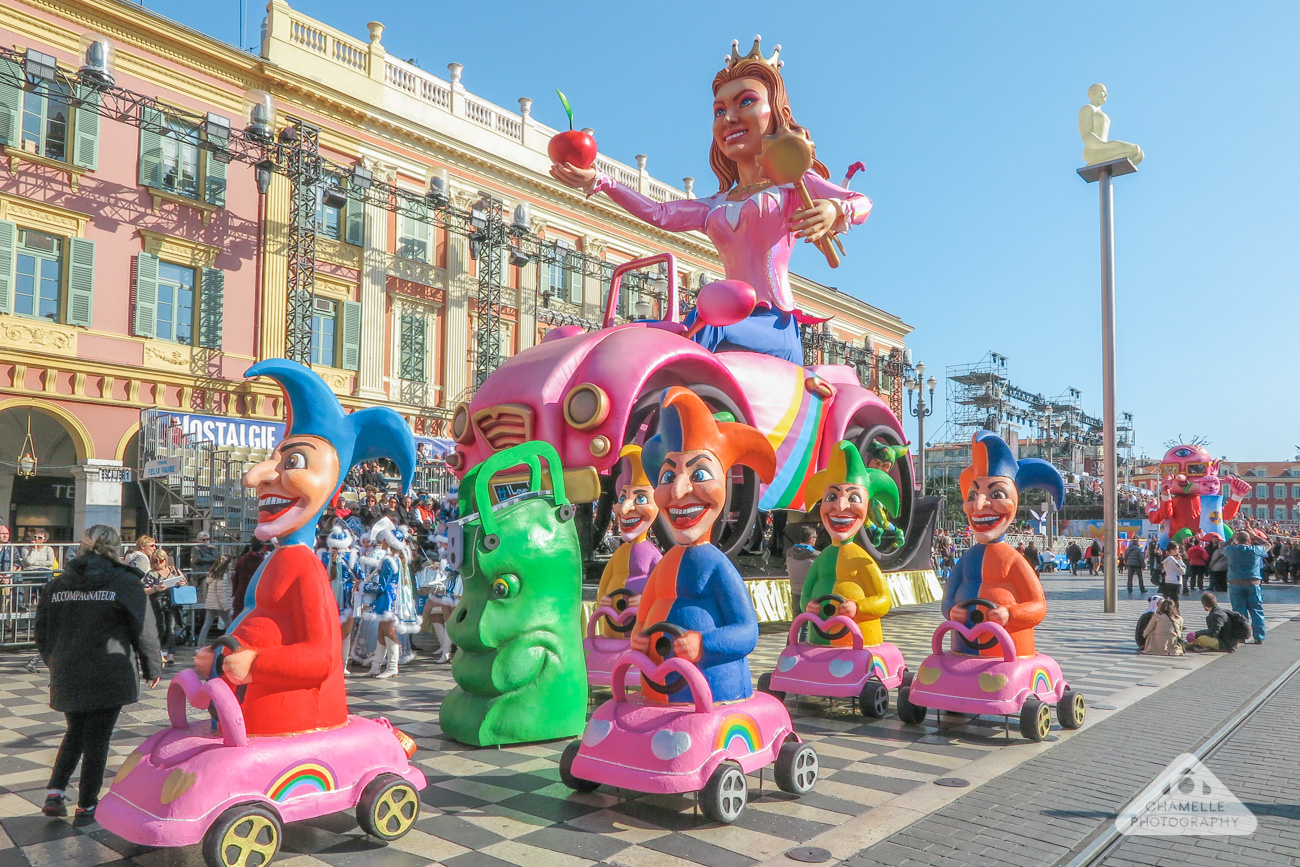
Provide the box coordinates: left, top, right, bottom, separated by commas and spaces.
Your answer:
549, 129, 597, 169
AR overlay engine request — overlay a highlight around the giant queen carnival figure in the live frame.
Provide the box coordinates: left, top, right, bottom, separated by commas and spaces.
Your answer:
456, 37, 925, 574
550, 36, 869, 363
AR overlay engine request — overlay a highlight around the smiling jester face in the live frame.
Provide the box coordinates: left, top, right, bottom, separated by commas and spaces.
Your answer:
244, 435, 340, 541
820, 483, 869, 544
654, 450, 728, 546
963, 476, 1019, 544
615, 483, 658, 543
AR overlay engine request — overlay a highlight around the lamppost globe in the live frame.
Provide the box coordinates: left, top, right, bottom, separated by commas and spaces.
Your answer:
926, 376, 937, 392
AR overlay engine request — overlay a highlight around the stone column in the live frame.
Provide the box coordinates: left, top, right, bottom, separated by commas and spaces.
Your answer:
583, 235, 609, 321
517, 249, 539, 351
72, 460, 125, 536
258, 173, 291, 360
441, 190, 475, 405
358, 160, 396, 400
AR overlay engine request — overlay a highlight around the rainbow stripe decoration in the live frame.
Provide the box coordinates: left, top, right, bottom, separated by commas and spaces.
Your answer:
1030, 667, 1053, 696
267, 762, 336, 803
868, 656, 890, 681
714, 713, 762, 755
752, 366, 826, 511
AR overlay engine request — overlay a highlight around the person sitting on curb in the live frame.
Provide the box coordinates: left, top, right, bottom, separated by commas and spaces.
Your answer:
1188, 592, 1235, 653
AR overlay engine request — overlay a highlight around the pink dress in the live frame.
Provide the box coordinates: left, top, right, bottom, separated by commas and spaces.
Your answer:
591, 171, 871, 314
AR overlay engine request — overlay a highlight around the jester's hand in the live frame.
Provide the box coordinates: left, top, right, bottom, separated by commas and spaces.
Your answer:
1226, 476, 1251, 500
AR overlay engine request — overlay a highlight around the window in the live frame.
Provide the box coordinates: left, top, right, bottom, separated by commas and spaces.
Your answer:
1256, 506, 1269, 519
0, 58, 99, 170
0, 220, 95, 326
399, 311, 427, 382
20, 78, 71, 161
155, 262, 195, 344
306, 295, 360, 370
1275, 506, 1288, 521
14, 228, 60, 320
311, 298, 337, 368
1292, 484, 1300, 499
1256, 484, 1269, 500
549, 241, 580, 305
316, 190, 342, 242
1294, 505, 1300, 521
398, 201, 431, 262
138, 107, 225, 206
131, 252, 221, 347
1274, 484, 1286, 500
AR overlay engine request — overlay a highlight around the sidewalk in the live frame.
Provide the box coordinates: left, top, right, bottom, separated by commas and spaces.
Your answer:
839, 602, 1300, 867
0, 576, 1296, 867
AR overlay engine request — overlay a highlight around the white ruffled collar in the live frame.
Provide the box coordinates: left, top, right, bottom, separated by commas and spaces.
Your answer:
705, 184, 792, 230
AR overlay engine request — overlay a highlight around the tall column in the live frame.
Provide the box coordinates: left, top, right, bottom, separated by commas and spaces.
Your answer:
258, 173, 291, 361
583, 235, 608, 321
441, 191, 476, 405
358, 161, 396, 400
517, 251, 539, 351
72, 460, 124, 537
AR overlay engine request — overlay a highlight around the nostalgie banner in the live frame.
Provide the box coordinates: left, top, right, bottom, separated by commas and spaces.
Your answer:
166, 412, 454, 457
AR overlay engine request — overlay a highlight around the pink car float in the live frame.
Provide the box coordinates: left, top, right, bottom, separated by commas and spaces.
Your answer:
98, 649, 426, 867
758, 594, 909, 718
449, 253, 929, 570
584, 588, 639, 689
560, 622, 819, 824
896, 598, 1086, 741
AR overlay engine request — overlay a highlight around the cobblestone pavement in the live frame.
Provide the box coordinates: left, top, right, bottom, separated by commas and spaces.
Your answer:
840, 585, 1300, 867
2, 577, 1298, 867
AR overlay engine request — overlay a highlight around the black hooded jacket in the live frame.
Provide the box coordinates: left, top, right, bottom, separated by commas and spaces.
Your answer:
35, 552, 163, 712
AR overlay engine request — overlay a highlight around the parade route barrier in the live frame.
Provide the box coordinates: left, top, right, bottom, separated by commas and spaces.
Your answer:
0, 570, 47, 649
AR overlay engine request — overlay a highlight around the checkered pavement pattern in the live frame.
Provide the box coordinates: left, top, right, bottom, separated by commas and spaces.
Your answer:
2, 576, 1297, 867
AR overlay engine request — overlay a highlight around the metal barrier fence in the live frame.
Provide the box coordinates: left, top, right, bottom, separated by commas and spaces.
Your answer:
0, 570, 47, 648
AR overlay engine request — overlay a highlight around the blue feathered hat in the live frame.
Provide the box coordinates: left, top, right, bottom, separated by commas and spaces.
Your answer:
245, 359, 415, 493
960, 430, 1064, 509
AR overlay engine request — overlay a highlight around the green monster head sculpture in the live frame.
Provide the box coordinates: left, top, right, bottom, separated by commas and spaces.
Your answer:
439, 441, 587, 746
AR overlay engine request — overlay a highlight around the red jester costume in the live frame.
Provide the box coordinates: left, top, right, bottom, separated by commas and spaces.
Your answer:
940, 431, 1064, 659
193, 360, 415, 736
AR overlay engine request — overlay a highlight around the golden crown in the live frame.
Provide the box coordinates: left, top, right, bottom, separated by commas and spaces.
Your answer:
724, 35, 783, 70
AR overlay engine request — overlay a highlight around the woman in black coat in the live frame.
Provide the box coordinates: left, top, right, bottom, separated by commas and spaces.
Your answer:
34, 524, 163, 826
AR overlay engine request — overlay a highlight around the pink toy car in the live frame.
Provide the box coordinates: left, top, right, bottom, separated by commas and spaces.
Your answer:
758, 594, 909, 718
450, 254, 925, 571
98, 664, 426, 867
561, 623, 819, 824
896, 598, 1085, 741
584, 588, 640, 689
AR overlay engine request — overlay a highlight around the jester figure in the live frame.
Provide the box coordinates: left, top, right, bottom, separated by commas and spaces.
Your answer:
633, 387, 777, 704
194, 359, 415, 736
1146, 444, 1250, 543
800, 441, 900, 647
941, 431, 1064, 658
595, 444, 663, 637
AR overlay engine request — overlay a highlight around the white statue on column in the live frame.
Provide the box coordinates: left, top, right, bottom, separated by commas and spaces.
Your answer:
1079, 83, 1144, 166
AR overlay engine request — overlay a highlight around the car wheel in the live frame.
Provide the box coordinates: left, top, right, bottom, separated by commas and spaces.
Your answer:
700, 761, 748, 824
859, 679, 890, 719
357, 774, 420, 842
560, 740, 599, 792
773, 741, 819, 795
896, 687, 927, 725
756, 672, 786, 704
1020, 697, 1051, 742
202, 803, 281, 867
1058, 689, 1086, 730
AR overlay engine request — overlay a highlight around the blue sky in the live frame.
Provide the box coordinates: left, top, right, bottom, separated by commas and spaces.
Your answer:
153, 1, 1299, 461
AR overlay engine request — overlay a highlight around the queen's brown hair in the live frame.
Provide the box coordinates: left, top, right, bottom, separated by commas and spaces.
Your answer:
709, 60, 829, 193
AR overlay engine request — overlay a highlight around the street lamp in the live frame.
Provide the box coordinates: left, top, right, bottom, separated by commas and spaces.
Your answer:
906, 363, 936, 496
1040, 407, 1055, 548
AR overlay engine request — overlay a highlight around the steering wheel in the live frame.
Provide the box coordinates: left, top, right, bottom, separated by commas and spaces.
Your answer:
810, 594, 851, 641
639, 622, 687, 696
952, 598, 1001, 651
604, 588, 637, 634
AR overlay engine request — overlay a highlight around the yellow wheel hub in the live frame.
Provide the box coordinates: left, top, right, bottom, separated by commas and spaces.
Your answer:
1072, 694, 1086, 725
1036, 703, 1051, 739
220, 814, 278, 867
374, 785, 419, 837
